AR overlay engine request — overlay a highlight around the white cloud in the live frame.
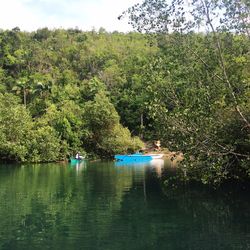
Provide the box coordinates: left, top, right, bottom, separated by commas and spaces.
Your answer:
0, 0, 39, 30
0, 0, 142, 32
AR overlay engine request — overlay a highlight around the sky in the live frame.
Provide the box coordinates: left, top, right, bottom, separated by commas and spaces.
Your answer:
0, 0, 142, 32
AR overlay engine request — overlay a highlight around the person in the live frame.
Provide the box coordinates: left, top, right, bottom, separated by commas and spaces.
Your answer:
75, 152, 84, 160
154, 140, 161, 151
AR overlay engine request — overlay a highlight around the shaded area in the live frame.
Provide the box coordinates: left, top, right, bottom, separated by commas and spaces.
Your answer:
0, 162, 249, 250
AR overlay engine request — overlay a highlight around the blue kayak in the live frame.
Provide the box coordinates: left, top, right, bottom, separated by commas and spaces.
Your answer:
70, 158, 84, 164
114, 154, 153, 162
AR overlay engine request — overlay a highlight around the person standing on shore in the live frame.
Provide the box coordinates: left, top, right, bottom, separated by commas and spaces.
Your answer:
154, 140, 161, 151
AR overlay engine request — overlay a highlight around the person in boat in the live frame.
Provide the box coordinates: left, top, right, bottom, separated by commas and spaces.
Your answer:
75, 152, 84, 160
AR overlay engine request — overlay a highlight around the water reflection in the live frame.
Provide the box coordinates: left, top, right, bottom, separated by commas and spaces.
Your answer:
0, 162, 249, 250
149, 159, 164, 177
115, 159, 164, 178
114, 161, 148, 167
70, 160, 87, 174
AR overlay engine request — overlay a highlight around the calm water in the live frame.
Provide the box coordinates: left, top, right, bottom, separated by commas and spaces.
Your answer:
0, 160, 249, 250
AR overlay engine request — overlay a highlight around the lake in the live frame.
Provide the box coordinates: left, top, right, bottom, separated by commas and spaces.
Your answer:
0, 160, 249, 250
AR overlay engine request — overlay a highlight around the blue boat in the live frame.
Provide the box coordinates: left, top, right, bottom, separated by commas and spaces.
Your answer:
114, 153, 153, 162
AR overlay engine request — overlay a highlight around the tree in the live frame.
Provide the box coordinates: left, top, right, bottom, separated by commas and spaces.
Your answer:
12, 77, 33, 107
123, 0, 250, 184
83, 91, 143, 157
0, 93, 32, 161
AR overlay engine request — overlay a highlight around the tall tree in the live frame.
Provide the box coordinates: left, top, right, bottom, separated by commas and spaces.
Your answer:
123, 0, 250, 184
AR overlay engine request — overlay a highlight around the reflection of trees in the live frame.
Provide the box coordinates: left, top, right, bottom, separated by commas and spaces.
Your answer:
0, 163, 249, 250
0, 164, 75, 249
1, 198, 70, 250
106, 176, 250, 250
0, 162, 135, 249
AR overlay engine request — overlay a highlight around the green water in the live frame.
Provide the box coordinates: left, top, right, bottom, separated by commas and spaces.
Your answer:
0, 160, 249, 250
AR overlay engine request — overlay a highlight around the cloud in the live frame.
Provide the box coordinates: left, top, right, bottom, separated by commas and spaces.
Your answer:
0, 0, 39, 30
0, 0, 142, 32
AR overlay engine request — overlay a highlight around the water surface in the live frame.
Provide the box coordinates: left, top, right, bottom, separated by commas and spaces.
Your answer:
0, 160, 249, 250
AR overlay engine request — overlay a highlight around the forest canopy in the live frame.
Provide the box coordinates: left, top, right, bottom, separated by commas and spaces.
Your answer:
0, 0, 249, 184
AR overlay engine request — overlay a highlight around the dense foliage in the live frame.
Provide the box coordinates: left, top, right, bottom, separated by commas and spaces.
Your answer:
122, 0, 250, 184
0, 29, 147, 162
0, 0, 249, 185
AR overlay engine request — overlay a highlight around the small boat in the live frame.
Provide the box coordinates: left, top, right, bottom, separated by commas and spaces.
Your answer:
70, 157, 85, 164
114, 153, 153, 162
